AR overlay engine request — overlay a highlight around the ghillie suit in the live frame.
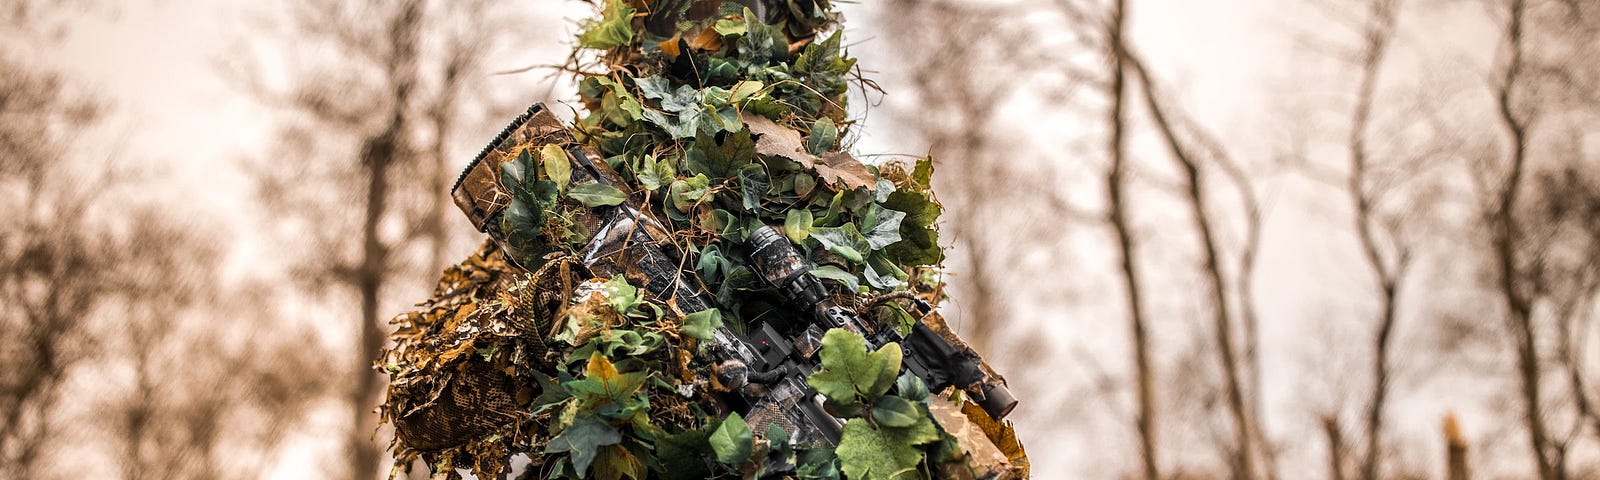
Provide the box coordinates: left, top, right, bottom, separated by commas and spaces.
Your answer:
379, 1, 1028, 479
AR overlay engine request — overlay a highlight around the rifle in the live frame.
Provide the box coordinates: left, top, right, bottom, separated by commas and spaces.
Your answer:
451, 103, 1017, 447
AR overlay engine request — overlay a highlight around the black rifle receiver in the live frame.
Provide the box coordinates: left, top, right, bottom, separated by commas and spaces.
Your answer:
746, 226, 1018, 421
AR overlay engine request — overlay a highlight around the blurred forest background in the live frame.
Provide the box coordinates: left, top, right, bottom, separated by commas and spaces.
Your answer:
3, 0, 1598, 478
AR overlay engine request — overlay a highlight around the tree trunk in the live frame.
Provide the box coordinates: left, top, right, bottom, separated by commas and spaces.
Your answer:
1106, 2, 1159, 479
1490, 2, 1556, 479
1125, 51, 1257, 480
1444, 414, 1470, 480
1323, 415, 1347, 480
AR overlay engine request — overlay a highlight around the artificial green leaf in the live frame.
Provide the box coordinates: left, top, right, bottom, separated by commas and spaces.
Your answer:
696, 244, 730, 281
863, 207, 905, 250
569, 183, 629, 207
542, 144, 572, 191
577, 0, 635, 49
736, 7, 783, 64
502, 148, 531, 187
714, 16, 748, 37
564, 352, 647, 409
894, 372, 931, 404
657, 425, 716, 480
806, 117, 838, 156
710, 411, 755, 465
911, 156, 934, 190
605, 275, 640, 313
794, 173, 817, 198
687, 130, 756, 179
871, 395, 921, 428
546, 413, 623, 476
592, 444, 647, 480
635, 154, 673, 191
635, 76, 677, 102
810, 224, 869, 264
807, 328, 903, 406
730, 80, 765, 104
835, 418, 923, 480
701, 209, 738, 237
864, 253, 907, 290
669, 174, 711, 212
784, 209, 813, 243
882, 190, 942, 266
530, 371, 573, 413
796, 447, 842, 480
795, 31, 845, 74
810, 265, 861, 292
738, 163, 770, 210
680, 309, 723, 341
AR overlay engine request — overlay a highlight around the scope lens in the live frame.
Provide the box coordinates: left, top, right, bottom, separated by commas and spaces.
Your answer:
978, 383, 1019, 420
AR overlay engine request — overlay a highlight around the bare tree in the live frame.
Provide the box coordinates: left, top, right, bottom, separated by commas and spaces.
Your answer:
1337, 3, 1410, 480
0, 41, 111, 480
232, 1, 542, 478
1103, 2, 1161, 479
1480, 1, 1560, 478
1121, 47, 1271, 479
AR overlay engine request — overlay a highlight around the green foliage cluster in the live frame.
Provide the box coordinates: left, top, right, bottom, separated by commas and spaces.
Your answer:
504, 1, 967, 478
392, 2, 1010, 479
544, 0, 944, 325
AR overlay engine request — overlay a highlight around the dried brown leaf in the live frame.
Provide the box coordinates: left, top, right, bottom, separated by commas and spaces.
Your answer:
816, 152, 874, 191
742, 112, 815, 167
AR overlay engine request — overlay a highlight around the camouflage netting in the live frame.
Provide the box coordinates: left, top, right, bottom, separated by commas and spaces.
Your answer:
379, 1, 1028, 479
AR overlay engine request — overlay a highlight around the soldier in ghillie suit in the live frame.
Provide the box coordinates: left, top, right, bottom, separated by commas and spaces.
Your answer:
378, 1, 1028, 479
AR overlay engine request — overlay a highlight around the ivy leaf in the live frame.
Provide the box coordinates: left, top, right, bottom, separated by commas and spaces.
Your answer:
687, 130, 756, 180
635, 76, 677, 102
807, 328, 903, 406
862, 207, 905, 250
784, 209, 813, 243
564, 352, 647, 409
810, 265, 861, 292
668, 174, 711, 212
710, 411, 755, 465
864, 253, 907, 290
501, 148, 531, 187
806, 117, 838, 156
577, 0, 635, 49
738, 163, 770, 211
835, 418, 924, 480
541, 144, 572, 191
546, 413, 622, 476
635, 154, 674, 191
568, 183, 629, 207
680, 308, 723, 341
910, 156, 934, 190
871, 395, 921, 428
794, 173, 817, 198
882, 190, 942, 266
810, 224, 869, 264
